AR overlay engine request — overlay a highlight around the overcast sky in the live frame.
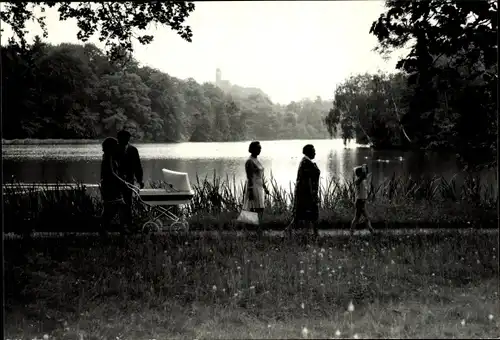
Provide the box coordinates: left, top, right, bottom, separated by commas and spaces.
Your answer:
1, 1, 407, 104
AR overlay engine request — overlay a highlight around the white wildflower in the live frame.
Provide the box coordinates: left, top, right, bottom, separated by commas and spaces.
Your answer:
301, 326, 309, 338
335, 330, 341, 337
461, 319, 466, 326
488, 314, 494, 320
348, 301, 355, 312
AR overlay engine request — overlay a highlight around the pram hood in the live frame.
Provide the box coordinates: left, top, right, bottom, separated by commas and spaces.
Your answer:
162, 168, 193, 193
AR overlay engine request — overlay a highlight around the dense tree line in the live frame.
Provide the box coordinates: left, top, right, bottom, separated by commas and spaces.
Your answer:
324, 0, 497, 167
1, 38, 331, 142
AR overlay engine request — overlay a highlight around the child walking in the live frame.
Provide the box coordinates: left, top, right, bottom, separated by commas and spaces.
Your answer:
351, 164, 375, 235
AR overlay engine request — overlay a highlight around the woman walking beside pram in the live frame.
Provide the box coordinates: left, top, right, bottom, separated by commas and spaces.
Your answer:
242, 141, 270, 230
99, 137, 132, 237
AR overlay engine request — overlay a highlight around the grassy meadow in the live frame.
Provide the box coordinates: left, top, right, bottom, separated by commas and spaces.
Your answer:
4, 231, 499, 339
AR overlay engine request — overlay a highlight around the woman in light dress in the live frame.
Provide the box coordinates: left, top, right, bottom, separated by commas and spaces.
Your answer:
242, 141, 270, 226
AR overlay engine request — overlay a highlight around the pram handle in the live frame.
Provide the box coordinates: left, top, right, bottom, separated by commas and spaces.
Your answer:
125, 182, 141, 196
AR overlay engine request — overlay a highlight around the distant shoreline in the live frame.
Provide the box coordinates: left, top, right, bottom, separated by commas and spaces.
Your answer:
1, 139, 186, 145
2, 138, 345, 146
2, 139, 102, 145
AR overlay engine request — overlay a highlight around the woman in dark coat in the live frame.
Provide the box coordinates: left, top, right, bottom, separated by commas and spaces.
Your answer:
100, 137, 129, 236
291, 144, 321, 237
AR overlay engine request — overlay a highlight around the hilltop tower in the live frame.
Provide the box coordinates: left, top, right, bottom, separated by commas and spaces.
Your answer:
216, 68, 222, 85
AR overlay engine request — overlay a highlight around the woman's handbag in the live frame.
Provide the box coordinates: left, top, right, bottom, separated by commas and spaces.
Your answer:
236, 209, 260, 225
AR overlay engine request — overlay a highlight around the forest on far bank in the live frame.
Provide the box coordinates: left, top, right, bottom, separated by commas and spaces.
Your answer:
1, 38, 333, 143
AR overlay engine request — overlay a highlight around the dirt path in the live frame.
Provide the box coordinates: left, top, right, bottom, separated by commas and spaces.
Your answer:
3, 228, 498, 240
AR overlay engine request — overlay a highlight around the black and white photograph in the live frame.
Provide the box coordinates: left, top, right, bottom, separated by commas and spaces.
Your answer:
2, 1, 498, 339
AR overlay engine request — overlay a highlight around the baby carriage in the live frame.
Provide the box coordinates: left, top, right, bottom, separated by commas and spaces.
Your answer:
127, 168, 194, 233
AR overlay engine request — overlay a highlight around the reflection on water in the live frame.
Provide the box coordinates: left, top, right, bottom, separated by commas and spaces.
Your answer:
2, 139, 496, 193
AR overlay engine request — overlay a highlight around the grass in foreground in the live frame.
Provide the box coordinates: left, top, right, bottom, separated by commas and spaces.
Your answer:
3, 171, 498, 234
4, 231, 499, 339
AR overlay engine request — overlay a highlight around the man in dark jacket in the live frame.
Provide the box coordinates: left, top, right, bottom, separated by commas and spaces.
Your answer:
117, 130, 144, 229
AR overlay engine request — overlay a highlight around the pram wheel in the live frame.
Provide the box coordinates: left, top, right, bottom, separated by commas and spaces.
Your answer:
142, 221, 160, 234
153, 218, 163, 229
171, 220, 189, 232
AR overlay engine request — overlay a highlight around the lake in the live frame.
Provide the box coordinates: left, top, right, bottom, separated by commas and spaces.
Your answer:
2, 139, 496, 193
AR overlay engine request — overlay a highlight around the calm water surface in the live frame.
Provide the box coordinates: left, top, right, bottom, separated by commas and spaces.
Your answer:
2, 139, 495, 192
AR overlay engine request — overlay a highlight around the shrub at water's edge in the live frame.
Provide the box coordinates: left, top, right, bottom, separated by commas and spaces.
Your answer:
3, 172, 497, 234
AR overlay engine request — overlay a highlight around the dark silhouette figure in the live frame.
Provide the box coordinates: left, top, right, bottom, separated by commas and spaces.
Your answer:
291, 144, 321, 238
117, 130, 144, 228
100, 137, 128, 236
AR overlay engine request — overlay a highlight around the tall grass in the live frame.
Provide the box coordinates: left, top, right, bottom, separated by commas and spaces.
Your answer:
179, 171, 497, 214
3, 172, 497, 234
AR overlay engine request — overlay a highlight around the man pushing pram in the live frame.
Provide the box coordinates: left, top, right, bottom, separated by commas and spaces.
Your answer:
117, 130, 145, 227
100, 130, 194, 236
100, 130, 144, 235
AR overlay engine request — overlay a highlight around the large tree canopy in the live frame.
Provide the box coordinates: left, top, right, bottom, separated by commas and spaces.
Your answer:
324, 72, 413, 149
0, 1, 196, 60
371, 0, 497, 167
325, 0, 498, 168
